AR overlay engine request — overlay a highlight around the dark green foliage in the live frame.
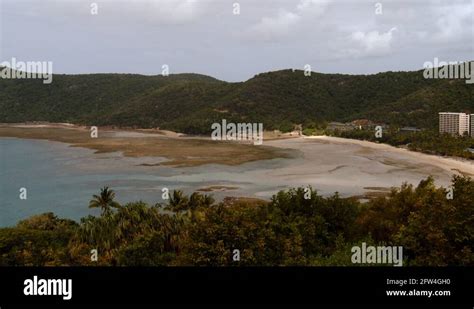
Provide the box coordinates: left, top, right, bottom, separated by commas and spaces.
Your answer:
72, 201, 183, 265
88, 186, 121, 215
1, 69, 472, 134
360, 176, 474, 265
0, 213, 77, 266
0, 176, 472, 266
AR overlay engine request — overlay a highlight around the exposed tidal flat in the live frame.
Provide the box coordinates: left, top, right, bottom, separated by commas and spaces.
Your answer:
1, 124, 473, 226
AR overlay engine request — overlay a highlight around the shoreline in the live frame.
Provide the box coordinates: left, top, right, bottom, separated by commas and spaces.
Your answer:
0, 122, 182, 138
0, 123, 292, 167
2, 125, 473, 228
1, 123, 473, 176
0, 122, 301, 140
305, 135, 474, 176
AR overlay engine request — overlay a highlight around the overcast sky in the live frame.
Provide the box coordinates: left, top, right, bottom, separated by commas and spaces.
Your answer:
0, 0, 472, 81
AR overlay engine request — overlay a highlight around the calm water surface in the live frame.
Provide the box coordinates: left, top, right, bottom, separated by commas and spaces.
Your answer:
0, 137, 458, 226
0, 138, 285, 226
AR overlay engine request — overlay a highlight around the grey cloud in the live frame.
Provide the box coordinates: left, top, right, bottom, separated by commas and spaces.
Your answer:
0, 0, 472, 81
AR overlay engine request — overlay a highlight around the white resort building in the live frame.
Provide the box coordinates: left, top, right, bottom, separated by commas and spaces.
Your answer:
439, 112, 470, 136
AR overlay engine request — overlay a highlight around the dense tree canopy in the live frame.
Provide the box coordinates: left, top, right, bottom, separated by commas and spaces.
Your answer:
1, 176, 472, 266
1, 69, 472, 134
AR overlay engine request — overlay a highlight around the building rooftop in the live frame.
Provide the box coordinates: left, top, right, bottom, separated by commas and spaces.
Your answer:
439, 112, 468, 115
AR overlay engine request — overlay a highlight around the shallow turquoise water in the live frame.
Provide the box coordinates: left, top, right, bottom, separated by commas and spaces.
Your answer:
0, 138, 283, 226
2, 136, 457, 227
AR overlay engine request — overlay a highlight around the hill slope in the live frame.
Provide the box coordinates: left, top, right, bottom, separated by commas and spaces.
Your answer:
0, 68, 472, 133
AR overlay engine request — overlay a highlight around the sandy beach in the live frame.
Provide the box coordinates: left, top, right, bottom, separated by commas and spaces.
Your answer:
1, 123, 473, 176
0, 123, 292, 167
306, 135, 474, 176
2, 125, 473, 225
236, 135, 474, 199
1, 123, 473, 179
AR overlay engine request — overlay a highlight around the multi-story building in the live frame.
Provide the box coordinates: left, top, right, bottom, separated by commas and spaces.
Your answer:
439, 112, 470, 136
459, 113, 470, 136
471, 114, 474, 138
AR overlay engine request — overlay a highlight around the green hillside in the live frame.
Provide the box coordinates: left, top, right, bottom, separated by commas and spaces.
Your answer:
0, 67, 472, 133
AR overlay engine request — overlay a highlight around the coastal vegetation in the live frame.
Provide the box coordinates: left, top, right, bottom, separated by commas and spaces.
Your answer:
1, 176, 472, 266
2, 67, 472, 161
330, 129, 474, 160
1, 69, 472, 134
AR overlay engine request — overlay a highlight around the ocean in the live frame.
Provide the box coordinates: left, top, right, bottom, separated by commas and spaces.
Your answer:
0, 136, 461, 227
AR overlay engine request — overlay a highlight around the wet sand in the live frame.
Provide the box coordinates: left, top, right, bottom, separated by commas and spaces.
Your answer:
1, 124, 472, 200
250, 136, 474, 197
0, 124, 291, 167
306, 136, 474, 176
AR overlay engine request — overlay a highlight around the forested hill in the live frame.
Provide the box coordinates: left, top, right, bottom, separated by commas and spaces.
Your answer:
1, 68, 472, 134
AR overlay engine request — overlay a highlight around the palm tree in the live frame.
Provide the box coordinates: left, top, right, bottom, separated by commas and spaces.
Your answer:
166, 190, 189, 212
89, 186, 121, 216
